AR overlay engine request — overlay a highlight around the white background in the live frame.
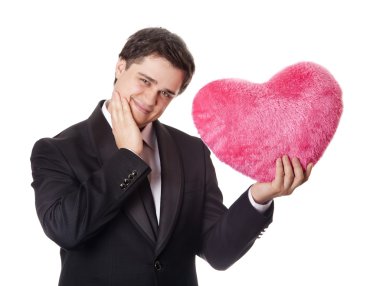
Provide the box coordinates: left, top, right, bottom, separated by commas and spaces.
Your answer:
1, 0, 379, 285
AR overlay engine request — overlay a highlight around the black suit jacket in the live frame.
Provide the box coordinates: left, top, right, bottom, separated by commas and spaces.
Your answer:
31, 101, 273, 286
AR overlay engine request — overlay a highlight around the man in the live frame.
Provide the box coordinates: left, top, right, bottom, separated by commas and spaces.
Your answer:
31, 27, 312, 286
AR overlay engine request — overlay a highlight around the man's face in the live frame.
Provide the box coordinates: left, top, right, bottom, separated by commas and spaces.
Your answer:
113, 55, 185, 128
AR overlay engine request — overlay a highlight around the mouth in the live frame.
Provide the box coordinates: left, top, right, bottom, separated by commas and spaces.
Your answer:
131, 97, 153, 115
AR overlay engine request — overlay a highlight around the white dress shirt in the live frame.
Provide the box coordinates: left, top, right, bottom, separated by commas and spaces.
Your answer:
101, 101, 271, 223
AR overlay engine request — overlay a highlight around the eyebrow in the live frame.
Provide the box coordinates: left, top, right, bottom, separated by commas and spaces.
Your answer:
138, 72, 176, 96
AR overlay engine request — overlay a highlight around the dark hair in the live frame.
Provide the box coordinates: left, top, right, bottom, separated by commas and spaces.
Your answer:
115, 27, 195, 94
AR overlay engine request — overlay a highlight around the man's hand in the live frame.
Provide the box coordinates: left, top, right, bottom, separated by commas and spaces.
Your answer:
108, 90, 143, 156
250, 155, 313, 204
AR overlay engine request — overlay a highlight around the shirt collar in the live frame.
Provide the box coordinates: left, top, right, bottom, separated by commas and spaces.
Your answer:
101, 100, 156, 149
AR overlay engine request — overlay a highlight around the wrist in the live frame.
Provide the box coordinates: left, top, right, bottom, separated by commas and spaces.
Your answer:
249, 183, 272, 205
120, 146, 142, 157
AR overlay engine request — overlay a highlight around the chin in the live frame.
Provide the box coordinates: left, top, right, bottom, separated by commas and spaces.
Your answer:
135, 118, 151, 128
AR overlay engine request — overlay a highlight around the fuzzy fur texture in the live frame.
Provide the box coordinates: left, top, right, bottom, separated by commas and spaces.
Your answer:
192, 62, 343, 182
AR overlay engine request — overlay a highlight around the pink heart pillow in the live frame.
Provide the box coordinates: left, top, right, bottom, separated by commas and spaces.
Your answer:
192, 62, 343, 182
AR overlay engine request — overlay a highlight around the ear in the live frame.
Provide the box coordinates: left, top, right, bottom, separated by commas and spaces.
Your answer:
115, 58, 127, 80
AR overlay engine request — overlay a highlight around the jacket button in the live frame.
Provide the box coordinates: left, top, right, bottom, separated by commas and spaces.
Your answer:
131, 170, 137, 176
154, 260, 162, 271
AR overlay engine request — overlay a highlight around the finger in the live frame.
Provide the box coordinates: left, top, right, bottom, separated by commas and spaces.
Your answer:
283, 155, 295, 191
290, 157, 305, 190
112, 89, 120, 99
305, 163, 313, 181
110, 91, 124, 123
111, 89, 121, 105
120, 95, 134, 121
108, 91, 117, 112
272, 157, 284, 188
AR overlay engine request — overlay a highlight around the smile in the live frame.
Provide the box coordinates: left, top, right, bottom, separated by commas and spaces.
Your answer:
131, 97, 153, 114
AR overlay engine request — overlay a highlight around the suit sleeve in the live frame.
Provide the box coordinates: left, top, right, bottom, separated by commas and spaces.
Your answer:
30, 138, 150, 250
199, 144, 274, 270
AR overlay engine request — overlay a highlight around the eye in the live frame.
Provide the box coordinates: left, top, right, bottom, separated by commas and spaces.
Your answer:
140, 78, 150, 85
160, 90, 174, 99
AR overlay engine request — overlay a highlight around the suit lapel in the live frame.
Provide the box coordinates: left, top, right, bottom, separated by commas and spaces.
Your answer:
122, 185, 157, 244
87, 100, 157, 245
154, 121, 184, 256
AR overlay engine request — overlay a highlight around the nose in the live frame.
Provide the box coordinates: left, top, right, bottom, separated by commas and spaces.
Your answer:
144, 88, 158, 106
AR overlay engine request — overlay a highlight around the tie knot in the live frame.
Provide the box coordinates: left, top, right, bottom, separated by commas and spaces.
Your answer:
143, 140, 153, 151
141, 140, 154, 166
